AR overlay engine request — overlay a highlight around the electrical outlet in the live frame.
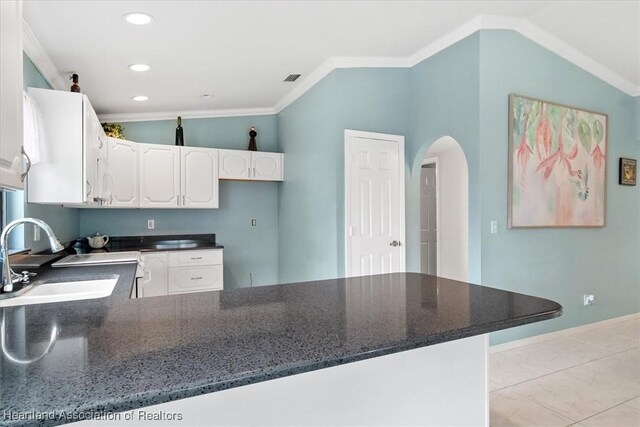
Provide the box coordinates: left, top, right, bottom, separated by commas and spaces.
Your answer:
147, 219, 155, 230
33, 225, 41, 241
583, 294, 595, 306
490, 220, 498, 234
251, 219, 257, 226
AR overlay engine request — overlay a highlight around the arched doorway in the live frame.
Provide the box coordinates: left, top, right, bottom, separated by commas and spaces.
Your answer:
419, 136, 469, 281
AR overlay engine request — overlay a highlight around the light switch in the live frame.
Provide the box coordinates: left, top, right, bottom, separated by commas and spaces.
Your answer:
147, 219, 155, 230
490, 220, 498, 234
251, 219, 257, 226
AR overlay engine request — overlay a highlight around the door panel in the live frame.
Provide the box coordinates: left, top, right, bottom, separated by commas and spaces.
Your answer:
107, 138, 138, 207
140, 253, 168, 298
139, 144, 180, 208
181, 147, 219, 208
346, 132, 404, 277
219, 149, 251, 179
420, 165, 437, 275
252, 152, 283, 181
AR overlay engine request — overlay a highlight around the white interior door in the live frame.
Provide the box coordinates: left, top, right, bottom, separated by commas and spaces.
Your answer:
420, 162, 438, 275
345, 130, 405, 277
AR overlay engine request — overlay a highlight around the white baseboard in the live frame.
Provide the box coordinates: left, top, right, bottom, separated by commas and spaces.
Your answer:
489, 312, 640, 354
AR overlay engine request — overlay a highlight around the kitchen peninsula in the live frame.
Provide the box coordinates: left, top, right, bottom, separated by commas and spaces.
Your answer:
0, 263, 561, 427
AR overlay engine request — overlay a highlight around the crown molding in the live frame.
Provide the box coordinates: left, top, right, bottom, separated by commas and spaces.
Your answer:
22, 19, 67, 91
512, 18, 639, 97
98, 107, 276, 123
274, 13, 640, 113
24, 13, 640, 122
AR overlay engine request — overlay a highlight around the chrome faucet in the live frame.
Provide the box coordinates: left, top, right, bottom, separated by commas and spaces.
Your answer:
1, 218, 64, 293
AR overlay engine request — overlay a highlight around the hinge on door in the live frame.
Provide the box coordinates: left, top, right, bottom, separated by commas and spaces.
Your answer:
348, 226, 353, 236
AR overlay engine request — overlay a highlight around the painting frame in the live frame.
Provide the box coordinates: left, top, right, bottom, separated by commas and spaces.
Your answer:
507, 93, 609, 229
619, 158, 637, 186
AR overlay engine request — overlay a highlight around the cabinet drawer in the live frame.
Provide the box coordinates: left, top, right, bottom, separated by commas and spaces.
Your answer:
168, 249, 222, 267
168, 265, 223, 294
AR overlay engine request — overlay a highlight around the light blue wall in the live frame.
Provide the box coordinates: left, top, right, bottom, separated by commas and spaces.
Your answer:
634, 97, 640, 142
277, 68, 410, 283
79, 115, 279, 290
478, 31, 640, 344
408, 33, 481, 281
276, 30, 640, 344
20, 54, 80, 251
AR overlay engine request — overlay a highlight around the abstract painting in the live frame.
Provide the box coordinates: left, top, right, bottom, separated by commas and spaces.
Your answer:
508, 94, 607, 228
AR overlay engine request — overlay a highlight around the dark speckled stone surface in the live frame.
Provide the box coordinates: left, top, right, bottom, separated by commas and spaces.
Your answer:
0, 269, 561, 426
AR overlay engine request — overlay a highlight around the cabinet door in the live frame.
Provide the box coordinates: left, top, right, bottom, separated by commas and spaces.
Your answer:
252, 152, 284, 181
27, 88, 84, 204
168, 265, 223, 294
181, 147, 219, 208
139, 143, 180, 208
106, 137, 139, 207
140, 252, 168, 298
95, 127, 109, 203
219, 149, 251, 180
82, 97, 100, 205
0, 0, 24, 190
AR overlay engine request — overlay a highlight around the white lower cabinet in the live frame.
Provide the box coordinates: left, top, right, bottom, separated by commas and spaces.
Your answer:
138, 249, 223, 298
139, 252, 168, 298
168, 265, 224, 294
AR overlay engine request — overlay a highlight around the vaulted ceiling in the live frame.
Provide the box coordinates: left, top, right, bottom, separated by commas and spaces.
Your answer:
23, 1, 640, 120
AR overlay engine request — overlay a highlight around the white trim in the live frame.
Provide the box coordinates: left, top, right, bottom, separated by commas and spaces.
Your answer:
489, 312, 640, 354
98, 107, 275, 123
421, 157, 440, 275
344, 130, 406, 277
275, 13, 639, 113
24, 13, 640, 122
22, 20, 66, 91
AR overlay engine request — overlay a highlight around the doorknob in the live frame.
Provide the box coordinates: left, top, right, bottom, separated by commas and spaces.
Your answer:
390, 240, 400, 247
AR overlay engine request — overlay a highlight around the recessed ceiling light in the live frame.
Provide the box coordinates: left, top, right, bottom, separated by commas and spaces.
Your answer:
131, 95, 148, 102
123, 12, 153, 25
129, 64, 150, 72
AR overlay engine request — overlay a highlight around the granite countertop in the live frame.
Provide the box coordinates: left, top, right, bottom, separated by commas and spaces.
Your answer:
72, 233, 224, 254
0, 268, 562, 426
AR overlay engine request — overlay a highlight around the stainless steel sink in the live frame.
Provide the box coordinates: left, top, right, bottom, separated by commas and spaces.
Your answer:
0, 278, 118, 307
150, 239, 207, 249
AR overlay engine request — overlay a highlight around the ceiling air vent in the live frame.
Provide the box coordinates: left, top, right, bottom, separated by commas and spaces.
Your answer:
284, 74, 301, 82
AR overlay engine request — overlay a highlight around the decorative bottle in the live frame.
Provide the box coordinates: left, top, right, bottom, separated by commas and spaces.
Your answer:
248, 127, 257, 151
70, 74, 81, 93
175, 116, 184, 146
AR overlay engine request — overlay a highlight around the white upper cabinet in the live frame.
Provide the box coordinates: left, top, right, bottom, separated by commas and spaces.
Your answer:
219, 149, 251, 179
252, 152, 284, 181
82, 97, 108, 206
27, 88, 102, 205
219, 149, 283, 181
139, 143, 180, 208
181, 147, 219, 209
105, 137, 138, 208
0, 0, 24, 190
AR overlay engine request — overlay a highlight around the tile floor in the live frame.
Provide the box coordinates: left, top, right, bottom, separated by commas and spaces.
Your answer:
489, 317, 640, 426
